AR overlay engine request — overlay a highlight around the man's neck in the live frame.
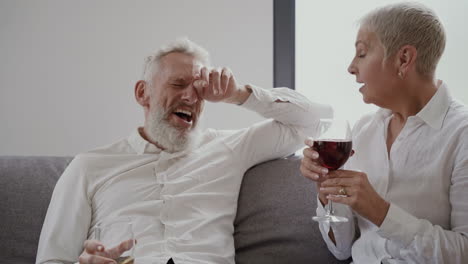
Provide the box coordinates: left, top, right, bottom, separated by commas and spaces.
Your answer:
138, 127, 166, 151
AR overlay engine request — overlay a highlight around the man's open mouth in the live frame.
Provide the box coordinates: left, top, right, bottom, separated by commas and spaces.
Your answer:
173, 109, 193, 123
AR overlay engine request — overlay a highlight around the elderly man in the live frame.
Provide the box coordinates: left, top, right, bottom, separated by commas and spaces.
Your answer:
37, 38, 332, 264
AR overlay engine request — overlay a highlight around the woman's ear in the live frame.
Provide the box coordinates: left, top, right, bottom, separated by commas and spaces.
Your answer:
396, 45, 417, 78
135, 80, 150, 107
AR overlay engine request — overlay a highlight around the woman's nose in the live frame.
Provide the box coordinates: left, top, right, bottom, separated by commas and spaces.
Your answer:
348, 61, 357, 75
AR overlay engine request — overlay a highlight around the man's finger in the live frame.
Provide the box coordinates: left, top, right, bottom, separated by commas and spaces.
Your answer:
106, 239, 135, 259
210, 68, 221, 95
79, 254, 117, 264
220, 67, 231, 95
193, 80, 207, 91
200, 67, 209, 85
192, 63, 203, 79
84, 240, 105, 254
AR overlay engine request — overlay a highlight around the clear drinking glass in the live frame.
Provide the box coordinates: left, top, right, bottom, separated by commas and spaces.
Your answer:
311, 119, 353, 223
95, 217, 135, 264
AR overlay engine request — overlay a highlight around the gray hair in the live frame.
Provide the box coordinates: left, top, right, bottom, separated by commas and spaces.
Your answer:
360, 2, 446, 77
142, 38, 211, 83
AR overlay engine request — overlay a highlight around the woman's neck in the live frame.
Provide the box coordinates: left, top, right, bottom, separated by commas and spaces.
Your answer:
389, 78, 440, 123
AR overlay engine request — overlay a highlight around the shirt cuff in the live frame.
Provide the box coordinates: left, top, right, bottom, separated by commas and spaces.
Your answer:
316, 195, 353, 250
377, 203, 420, 247
241, 85, 311, 113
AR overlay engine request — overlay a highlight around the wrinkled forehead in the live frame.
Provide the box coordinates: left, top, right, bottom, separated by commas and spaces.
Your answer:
159, 52, 204, 79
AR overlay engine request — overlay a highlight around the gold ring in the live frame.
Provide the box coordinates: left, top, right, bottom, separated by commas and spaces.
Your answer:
338, 187, 347, 196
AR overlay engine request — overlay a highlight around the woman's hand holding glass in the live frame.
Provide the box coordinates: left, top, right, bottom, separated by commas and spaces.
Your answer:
320, 170, 390, 226
301, 140, 390, 226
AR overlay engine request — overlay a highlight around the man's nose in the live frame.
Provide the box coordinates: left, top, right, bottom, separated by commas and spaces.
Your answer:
181, 85, 199, 104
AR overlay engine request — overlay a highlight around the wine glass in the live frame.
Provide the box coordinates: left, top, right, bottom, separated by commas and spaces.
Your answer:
311, 119, 353, 223
95, 217, 135, 264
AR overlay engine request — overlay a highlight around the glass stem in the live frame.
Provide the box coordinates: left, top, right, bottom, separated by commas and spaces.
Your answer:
327, 200, 334, 215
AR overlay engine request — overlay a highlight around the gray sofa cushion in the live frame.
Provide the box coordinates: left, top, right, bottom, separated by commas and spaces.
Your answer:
0, 156, 350, 263
0, 156, 73, 264
235, 155, 350, 264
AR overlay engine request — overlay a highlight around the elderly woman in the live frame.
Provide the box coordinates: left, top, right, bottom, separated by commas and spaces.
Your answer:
300, 2, 468, 263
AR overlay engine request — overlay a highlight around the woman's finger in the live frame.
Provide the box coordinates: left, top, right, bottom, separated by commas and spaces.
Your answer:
300, 164, 321, 181
302, 147, 319, 160
302, 158, 328, 175
321, 177, 355, 187
304, 137, 314, 147
319, 186, 353, 197
326, 169, 362, 179
326, 194, 352, 206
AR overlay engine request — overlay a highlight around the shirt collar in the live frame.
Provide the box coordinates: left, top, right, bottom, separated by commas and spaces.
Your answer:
374, 81, 451, 130
128, 127, 162, 155
415, 81, 451, 130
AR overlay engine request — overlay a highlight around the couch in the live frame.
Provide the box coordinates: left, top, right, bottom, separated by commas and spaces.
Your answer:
0, 155, 351, 264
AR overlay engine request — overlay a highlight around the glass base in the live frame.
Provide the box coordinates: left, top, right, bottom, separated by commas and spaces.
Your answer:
312, 214, 348, 223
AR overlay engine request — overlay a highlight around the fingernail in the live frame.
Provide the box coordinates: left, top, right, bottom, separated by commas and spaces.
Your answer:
312, 174, 319, 180
321, 168, 328, 174
320, 187, 325, 191
312, 152, 319, 159
97, 245, 103, 251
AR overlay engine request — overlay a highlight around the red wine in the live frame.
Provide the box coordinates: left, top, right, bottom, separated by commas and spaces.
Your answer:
313, 140, 352, 170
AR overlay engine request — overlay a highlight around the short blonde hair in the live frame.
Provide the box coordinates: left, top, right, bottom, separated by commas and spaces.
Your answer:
360, 2, 446, 77
143, 38, 211, 83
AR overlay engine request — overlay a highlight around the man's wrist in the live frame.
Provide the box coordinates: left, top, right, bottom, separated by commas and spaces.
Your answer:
225, 84, 252, 105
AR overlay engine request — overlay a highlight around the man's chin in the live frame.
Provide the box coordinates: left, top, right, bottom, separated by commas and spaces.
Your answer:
168, 119, 197, 133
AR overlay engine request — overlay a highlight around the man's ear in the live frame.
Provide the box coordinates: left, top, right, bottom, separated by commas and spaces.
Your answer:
395, 45, 417, 77
135, 80, 150, 107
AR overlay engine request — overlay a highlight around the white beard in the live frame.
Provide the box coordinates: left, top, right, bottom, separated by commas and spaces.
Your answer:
145, 104, 201, 153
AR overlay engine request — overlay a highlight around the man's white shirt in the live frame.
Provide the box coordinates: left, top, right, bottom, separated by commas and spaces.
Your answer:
37, 85, 333, 264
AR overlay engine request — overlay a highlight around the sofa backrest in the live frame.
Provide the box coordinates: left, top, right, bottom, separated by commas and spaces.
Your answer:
0, 156, 349, 264
0, 156, 73, 264
235, 155, 349, 264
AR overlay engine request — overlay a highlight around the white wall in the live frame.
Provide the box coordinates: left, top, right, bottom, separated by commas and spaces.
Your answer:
296, 0, 468, 126
0, 0, 272, 156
